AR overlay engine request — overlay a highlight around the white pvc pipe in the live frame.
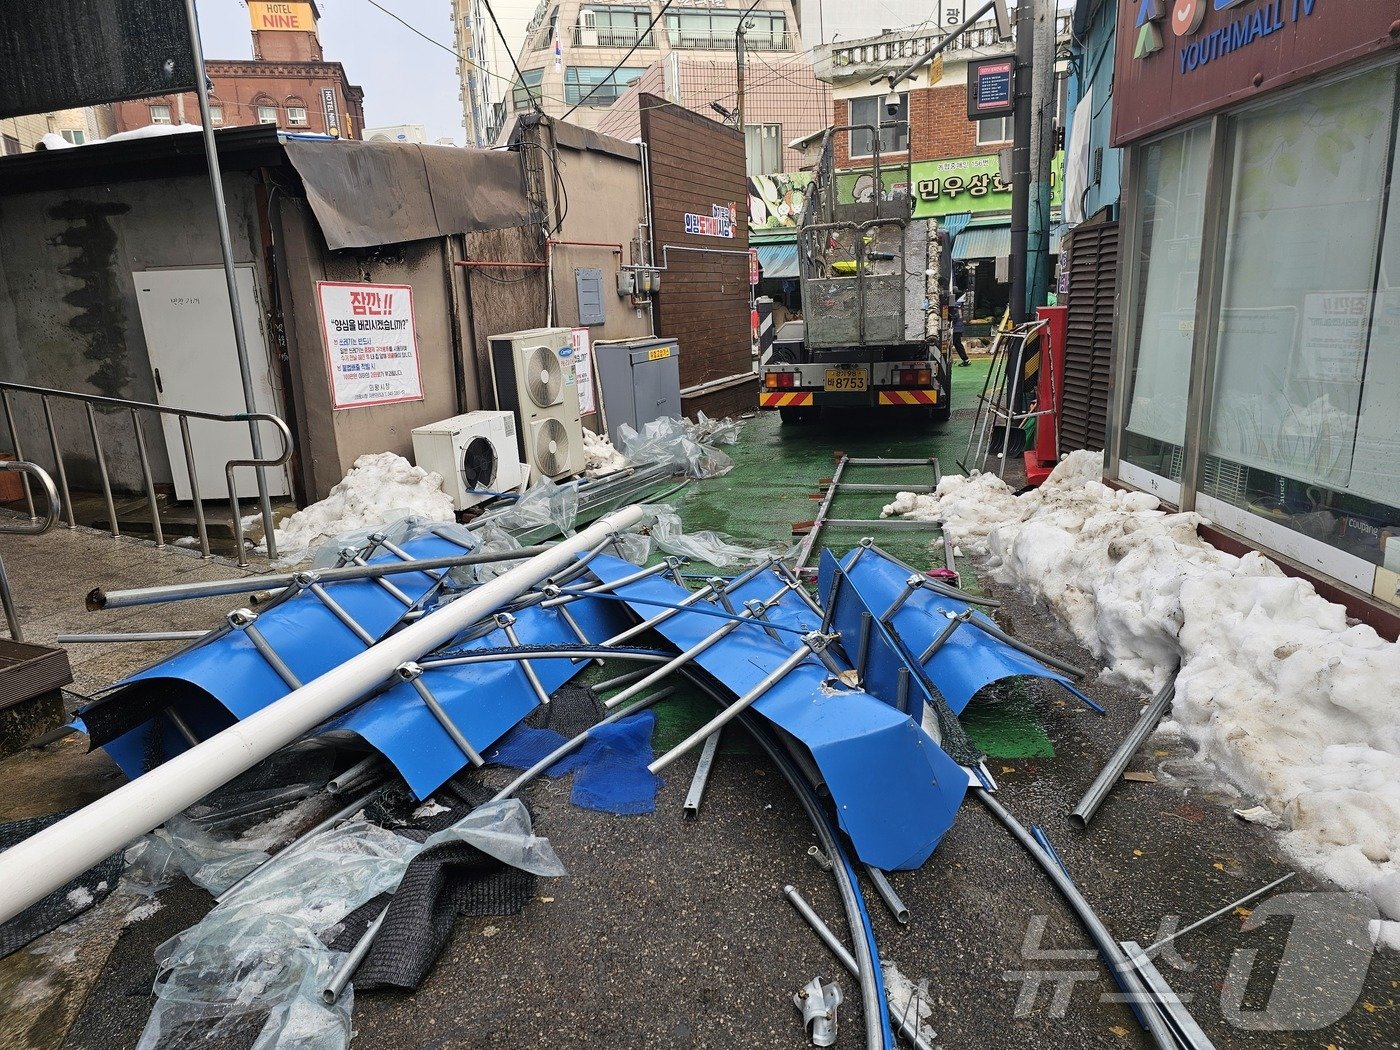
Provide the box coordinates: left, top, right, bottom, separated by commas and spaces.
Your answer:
0, 506, 649, 924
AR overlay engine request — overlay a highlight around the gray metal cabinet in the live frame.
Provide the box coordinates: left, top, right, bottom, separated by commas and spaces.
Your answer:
594, 338, 682, 445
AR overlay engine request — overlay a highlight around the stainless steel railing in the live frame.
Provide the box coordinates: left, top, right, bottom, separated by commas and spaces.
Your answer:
0, 460, 59, 640
0, 381, 293, 566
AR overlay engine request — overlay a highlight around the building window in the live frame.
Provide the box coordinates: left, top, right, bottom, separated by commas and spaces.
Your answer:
2, 134, 20, 156
665, 10, 789, 51
1201, 68, 1398, 558
1117, 61, 1400, 590
563, 66, 645, 106
1119, 123, 1211, 495
848, 94, 908, 157
287, 105, 308, 126
257, 104, 278, 124
59, 129, 85, 144
976, 115, 1013, 145
512, 68, 545, 111
208, 104, 224, 126
149, 104, 173, 125
573, 5, 654, 47
745, 123, 781, 176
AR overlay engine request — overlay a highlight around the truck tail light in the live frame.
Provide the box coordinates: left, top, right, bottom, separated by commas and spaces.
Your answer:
899, 368, 932, 386
776, 371, 796, 388
765, 372, 779, 388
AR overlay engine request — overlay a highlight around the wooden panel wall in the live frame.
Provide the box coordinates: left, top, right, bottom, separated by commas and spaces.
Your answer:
639, 93, 755, 416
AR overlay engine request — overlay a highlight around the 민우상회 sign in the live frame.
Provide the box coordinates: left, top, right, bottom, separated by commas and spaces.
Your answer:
317, 282, 424, 410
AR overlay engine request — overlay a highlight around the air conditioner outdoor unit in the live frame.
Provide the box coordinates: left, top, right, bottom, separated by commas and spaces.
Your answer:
489, 327, 585, 481
578, 8, 598, 44
411, 410, 523, 510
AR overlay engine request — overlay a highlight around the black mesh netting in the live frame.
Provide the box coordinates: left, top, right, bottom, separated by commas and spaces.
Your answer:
0, 810, 122, 958
526, 682, 603, 737
922, 679, 985, 767
327, 780, 536, 993
79, 680, 191, 751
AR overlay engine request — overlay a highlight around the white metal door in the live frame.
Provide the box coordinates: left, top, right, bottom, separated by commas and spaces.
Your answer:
133, 267, 291, 501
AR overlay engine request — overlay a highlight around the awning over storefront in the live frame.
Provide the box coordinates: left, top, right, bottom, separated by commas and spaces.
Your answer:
756, 243, 799, 279
952, 224, 1009, 260
951, 222, 1062, 261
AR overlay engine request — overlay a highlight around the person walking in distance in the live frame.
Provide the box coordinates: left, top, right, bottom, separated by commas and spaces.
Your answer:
951, 295, 970, 366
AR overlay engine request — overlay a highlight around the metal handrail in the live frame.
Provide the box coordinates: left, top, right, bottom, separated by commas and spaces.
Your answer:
0, 381, 293, 565
0, 461, 59, 537
0, 460, 59, 640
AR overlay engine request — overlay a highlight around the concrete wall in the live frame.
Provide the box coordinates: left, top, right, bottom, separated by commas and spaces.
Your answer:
0, 172, 268, 493
274, 198, 471, 501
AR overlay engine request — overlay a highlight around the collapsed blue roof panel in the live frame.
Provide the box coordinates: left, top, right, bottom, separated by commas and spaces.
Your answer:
87, 535, 633, 798
587, 555, 966, 871
826, 545, 1092, 716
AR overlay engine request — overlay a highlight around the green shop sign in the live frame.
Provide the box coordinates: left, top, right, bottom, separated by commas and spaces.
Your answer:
836, 152, 1064, 219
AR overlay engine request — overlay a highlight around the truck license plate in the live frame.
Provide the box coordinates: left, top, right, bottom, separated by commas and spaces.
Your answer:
824, 368, 867, 392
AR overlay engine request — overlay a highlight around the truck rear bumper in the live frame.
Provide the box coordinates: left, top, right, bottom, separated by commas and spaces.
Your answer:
759, 388, 939, 409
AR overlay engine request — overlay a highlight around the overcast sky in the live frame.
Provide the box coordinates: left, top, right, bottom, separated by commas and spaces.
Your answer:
196, 0, 468, 144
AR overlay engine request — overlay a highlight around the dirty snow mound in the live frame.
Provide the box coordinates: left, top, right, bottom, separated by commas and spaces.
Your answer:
582, 428, 629, 475
882, 450, 1400, 921
268, 452, 454, 565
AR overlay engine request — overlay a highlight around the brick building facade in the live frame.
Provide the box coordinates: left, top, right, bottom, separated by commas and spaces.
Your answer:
831, 82, 1010, 169
110, 1, 364, 139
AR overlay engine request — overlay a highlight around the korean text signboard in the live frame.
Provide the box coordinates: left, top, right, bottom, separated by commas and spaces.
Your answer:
317, 282, 424, 410
570, 328, 597, 415
684, 204, 736, 238
967, 57, 1014, 120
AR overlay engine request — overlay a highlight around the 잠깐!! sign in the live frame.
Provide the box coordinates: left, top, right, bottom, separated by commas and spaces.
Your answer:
317, 282, 424, 409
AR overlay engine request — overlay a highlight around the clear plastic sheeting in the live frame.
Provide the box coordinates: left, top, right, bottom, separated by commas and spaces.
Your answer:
618, 416, 736, 479
308, 514, 434, 570
692, 410, 743, 446
123, 815, 271, 898
138, 808, 566, 1048
609, 530, 653, 566
443, 522, 522, 586
643, 504, 790, 568
422, 799, 566, 877
486, 476, 580, 536
138, 820, 420, 1050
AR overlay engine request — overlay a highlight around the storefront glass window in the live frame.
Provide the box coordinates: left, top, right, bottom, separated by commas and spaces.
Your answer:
1201, 66, 1399, 574
1120, 123, 1211, 489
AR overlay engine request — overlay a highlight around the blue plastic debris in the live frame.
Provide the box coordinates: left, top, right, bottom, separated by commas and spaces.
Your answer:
486, 712, 663, 815
586, 555, 966, 871
821, 545, 1098, 716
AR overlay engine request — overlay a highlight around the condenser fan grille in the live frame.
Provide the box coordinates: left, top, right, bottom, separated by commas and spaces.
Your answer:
532, 417, 571, 477
459, 435, 498, 492
524, 345, 564, 406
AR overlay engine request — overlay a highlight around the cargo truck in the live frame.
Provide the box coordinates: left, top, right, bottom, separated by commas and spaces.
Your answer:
759, 125, 949, 424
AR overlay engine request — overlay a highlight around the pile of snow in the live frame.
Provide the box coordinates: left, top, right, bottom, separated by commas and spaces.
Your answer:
582, 428, 629, 475
268, 452, 454, 565
883, 450, 1400, 921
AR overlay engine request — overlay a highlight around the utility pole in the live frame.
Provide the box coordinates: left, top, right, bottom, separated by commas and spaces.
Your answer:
735, 23, 747, 129
736, 0, 762, 131
1008, 0, 1034, 324
1027, 0, 1059, 312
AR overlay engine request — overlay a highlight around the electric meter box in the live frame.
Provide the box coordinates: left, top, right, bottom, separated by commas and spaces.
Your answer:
594, 337, 682, 446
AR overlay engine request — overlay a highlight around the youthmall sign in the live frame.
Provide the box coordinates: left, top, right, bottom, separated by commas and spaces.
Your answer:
1112, 0, 1399, 144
